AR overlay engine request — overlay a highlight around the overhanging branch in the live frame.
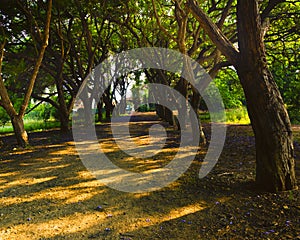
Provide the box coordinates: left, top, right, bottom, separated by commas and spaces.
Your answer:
187, 0, 239, 66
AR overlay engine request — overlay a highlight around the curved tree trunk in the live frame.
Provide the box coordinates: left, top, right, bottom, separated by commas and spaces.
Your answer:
237, 0, 297, 191
11, 115, 28, 147
0, 0, 52, 147
188, 0, 297, 192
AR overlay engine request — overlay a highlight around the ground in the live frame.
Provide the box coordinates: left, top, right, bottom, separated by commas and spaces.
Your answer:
0, 113, 299, 240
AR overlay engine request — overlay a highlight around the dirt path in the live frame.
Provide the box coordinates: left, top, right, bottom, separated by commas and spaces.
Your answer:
0, 113, 299, 239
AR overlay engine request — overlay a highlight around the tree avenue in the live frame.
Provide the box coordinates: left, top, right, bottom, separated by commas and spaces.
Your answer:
0, 0, 298, 192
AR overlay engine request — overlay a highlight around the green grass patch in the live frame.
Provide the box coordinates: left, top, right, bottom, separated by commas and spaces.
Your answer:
200, 107, 250, 125
0, 119, 61, 134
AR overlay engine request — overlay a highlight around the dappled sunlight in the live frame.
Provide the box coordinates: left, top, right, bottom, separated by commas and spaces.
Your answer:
37, 163, 71, 171
159, 202, 207, 222
2, 211, 108, 239
49, 147, 77, 156
215, 196, 232, 204
0, 171, 18, 178
1, 116, 298, 239
0, 116, 216, 239
1, 176, 57, 189
7, 149, 34, 156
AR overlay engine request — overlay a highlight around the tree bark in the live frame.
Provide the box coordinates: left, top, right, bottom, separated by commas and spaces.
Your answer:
236, 0, 297, 192
0, 0, 52, 147
58, 110, 70, 133
97, 100, 103, 122
56, 60, 71, 132
11, 115, 28, 147
188, 0, 297, 192
190, 88, 206, 144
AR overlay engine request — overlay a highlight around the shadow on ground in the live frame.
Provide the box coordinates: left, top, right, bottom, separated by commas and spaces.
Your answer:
0, 113, 299, 239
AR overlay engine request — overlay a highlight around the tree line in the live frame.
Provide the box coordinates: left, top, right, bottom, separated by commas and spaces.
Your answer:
0, 0, 299, 192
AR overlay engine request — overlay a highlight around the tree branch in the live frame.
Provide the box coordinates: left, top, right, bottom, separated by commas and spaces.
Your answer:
261, 0, 286, 24
151, 0, 178, 43
187, 0, 239, 66
32, 93, 59, 110
19, 0, 52, 117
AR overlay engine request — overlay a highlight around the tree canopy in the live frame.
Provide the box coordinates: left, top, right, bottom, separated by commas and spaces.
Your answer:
0, 0, 299, 191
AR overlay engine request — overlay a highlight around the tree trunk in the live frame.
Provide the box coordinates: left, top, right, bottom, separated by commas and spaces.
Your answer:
105, 103, 113, 121
155, 104, 165, 119
97, 101, 103, 122
55, 57, 71, 132
237, 0, 297, 192
165, 107, 174, 126
11, 115, 28, 147
188, 0, 296, 192
175, 77, 188, 130
0, 0, 52, 147
59, 110, 70, 133
190, 88, 206, 144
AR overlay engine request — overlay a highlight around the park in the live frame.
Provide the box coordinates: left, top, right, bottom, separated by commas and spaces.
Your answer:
0, 0, 299, 239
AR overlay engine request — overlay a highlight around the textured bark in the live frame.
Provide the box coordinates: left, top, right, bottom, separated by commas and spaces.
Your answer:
237, 0, 296, 191
56, 59, 71, 132
59, 110, 70, 133
190, 88, 206, 144
188, 0, 297, 191
97, 101, 103, 122
11, 115, 28, 147
174, 77, 188, 130
0, 0, 52, 147
187, 0, 239, 65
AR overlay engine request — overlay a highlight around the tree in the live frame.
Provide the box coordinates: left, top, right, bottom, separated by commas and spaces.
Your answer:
188, 0, 297, 191
264, 2, 300, 123
0, 0, 52, 147
31, 0, 119, 130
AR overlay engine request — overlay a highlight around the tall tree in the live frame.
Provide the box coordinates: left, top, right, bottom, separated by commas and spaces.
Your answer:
32, 0, 117, 130
188, 0, 297, 191
0, 0, 52, 147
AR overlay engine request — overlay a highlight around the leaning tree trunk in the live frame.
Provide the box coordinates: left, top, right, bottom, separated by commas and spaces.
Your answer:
190, 88, 206, 144
237, 0, 297, 192
11, 115, 28, 147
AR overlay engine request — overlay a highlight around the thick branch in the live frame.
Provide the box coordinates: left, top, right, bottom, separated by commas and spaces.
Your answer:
209, 61, 231, 79
0, 41, 18, 117
187, 0, 239, 66
19, 0, 52, 117
32, 93, 59, 110
151, 0, 177, 42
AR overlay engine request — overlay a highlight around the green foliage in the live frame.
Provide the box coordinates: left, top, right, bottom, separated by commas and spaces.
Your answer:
25, 102, 52, 121
0, 119, 61, 134
265, 1, 300, 123
213, 68, 245, 109
225, 107, 250, 124
199, 107, 250, 125
0, 108, 10, 127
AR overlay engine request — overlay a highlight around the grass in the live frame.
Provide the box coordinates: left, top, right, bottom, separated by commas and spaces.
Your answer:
225, 107, 250, 124
0, 119, 61, 135
0, 108, 251, 135
200, 107, 250, 125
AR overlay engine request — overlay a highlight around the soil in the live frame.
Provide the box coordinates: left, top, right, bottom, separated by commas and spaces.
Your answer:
0, 112, 299, 240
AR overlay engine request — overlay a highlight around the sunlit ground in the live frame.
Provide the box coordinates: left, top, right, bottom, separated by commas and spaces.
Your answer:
0, 114, 299, 239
